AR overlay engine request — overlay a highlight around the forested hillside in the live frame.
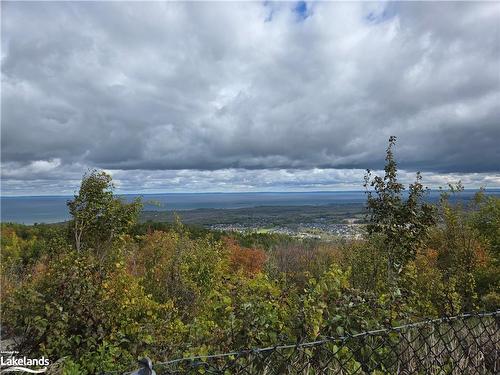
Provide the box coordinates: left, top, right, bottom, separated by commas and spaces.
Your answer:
1, 140, 498, 374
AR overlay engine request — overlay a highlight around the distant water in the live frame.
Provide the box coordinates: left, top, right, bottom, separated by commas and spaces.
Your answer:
1, 190, 499, 225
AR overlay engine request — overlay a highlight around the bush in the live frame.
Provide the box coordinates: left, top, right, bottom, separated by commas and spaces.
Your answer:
2, 250, 175, 373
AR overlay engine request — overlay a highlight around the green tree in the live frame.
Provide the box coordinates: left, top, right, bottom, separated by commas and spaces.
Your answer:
67, 170, 142, 253
364, 136, 435, 287
429, 186, 498, 311
471, 193, 500, 309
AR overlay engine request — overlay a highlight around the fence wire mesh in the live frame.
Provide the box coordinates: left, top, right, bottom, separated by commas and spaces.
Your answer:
129, 311, 500, 375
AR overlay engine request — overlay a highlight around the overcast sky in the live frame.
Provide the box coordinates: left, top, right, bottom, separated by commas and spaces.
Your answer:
2, 1, 499, 195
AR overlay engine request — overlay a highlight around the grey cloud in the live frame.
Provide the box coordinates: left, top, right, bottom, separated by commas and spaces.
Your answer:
1, 1, 499, 194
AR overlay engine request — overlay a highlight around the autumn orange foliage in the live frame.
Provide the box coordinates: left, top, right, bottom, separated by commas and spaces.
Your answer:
224, 237, 267, 276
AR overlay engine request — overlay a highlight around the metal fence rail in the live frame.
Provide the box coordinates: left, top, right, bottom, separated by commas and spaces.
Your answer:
129, 311, 500, 375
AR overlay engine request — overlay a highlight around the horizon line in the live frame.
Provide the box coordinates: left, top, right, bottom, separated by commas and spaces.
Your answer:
2, 187, 500, 199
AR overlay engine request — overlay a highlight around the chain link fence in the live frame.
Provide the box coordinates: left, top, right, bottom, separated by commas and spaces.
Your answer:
127, 311, 499, 374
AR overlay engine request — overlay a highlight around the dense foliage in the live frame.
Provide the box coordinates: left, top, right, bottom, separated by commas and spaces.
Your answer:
364, 136, 436, 287
1, 140, 498, 374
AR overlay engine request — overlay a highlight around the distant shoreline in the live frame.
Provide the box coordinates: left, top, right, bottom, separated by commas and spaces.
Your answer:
2, 187, 500, 199
2, 189, 499, 225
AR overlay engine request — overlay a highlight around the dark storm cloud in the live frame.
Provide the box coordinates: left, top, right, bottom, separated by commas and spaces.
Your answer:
1, 1, 499, 194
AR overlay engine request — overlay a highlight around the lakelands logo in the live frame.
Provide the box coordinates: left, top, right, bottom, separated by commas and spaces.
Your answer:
0, 353, 49, 373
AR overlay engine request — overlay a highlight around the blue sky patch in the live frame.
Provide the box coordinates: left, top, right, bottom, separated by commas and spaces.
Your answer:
294, 1, 310, 21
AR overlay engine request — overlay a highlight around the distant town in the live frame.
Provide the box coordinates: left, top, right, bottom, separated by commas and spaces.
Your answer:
139, 203, 367, 240
209, 221, 364, 240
